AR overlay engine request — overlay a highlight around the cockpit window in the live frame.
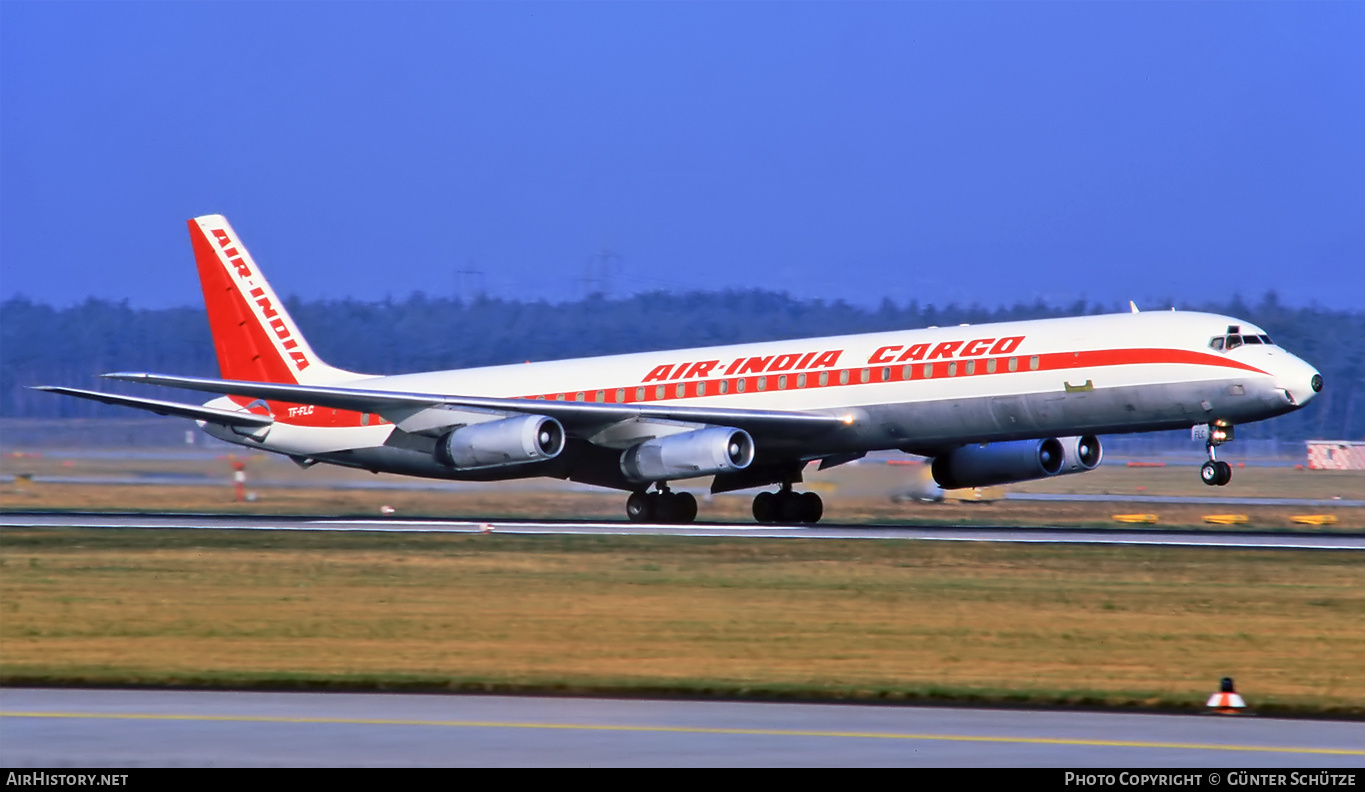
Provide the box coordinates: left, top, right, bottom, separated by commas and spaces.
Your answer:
1211, 332, 1273, 352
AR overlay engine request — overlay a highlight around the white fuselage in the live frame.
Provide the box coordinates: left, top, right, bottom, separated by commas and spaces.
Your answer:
201, 309, 1320, 485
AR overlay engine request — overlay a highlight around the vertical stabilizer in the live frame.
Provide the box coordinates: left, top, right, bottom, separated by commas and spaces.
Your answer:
188, 215, 358, 384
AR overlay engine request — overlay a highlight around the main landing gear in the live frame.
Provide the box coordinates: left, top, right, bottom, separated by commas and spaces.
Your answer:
1195, 422, 1235, 487
625, 482, 825, 525
752, 483, 823, 524
626, 485, 698, 524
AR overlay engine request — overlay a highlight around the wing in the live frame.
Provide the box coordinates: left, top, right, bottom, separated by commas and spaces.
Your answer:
31, 386, 273, 430
99, 372, 852, 447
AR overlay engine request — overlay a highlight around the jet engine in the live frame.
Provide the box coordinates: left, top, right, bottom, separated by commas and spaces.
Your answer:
1059, 435, 1103, 474
435, 415, 565, 470
931, 437, 1065, 490
621, 427, 755, 484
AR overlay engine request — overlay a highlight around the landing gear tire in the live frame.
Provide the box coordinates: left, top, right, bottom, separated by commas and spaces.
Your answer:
752, 489, 823, 524
626, 491, 653, 522
1200, 460, 1233, 487
799, 491, 824, 524
626, 489, 698, 524
672, 492, 698, 523
752, 491, 777, 523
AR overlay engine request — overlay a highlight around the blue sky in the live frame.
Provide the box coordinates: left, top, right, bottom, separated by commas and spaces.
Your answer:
2, 1, 1362, 310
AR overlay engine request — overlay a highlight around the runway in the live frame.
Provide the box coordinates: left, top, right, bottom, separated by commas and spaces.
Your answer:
2, 689, 1363, 767
3, 511, 1363, 550
4, 472, 1363, 508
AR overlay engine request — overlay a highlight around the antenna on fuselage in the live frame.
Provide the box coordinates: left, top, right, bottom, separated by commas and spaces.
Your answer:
1129, 301, 1140, 313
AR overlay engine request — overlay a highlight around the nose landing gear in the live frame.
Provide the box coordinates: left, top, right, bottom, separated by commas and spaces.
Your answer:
1200, 459, 1233, 486
1194, 422, 1235, 487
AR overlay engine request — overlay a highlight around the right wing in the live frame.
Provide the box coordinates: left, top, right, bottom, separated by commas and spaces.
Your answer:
31, 386, 274, 429
99, 372, 854, 447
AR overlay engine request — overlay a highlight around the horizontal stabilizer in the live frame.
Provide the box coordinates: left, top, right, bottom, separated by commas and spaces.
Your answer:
32, 386, 274, 428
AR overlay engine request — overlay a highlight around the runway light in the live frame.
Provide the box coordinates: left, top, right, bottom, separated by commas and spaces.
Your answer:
1207, 677, 1247, 714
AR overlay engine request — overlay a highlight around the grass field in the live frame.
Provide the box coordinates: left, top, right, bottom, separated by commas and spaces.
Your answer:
2, 527, 1362, 715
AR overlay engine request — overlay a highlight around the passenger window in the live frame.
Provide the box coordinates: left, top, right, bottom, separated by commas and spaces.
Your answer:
697, 382, 706, 396
719, 380, 729, 395
616, 389, 625, 402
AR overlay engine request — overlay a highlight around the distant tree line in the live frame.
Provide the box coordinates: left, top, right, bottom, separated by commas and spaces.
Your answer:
2, 291, 1360, 441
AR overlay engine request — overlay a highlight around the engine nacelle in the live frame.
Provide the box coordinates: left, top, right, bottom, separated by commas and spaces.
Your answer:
1059, 435, 1103, 474
621, 427, 755, 484
435, 415, 565, 470
931, 437, 1065, 490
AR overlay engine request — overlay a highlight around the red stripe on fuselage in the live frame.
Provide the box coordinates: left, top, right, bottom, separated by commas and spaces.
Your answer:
253, 346, 1268, 429
522, 347, 1269, 403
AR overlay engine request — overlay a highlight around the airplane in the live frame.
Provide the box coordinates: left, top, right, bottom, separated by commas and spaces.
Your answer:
37, 215, 1324, 524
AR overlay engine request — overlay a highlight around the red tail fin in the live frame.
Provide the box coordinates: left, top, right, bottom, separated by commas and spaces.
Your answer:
189, 215, 357, 384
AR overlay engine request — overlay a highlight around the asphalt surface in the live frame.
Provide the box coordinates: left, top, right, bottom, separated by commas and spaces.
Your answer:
3, 689, 1363, 767
3, 511, 1362, 550
4, 472, 1363, 508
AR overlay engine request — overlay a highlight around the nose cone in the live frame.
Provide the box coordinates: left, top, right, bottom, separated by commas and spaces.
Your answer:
1277, 355, 1322, 408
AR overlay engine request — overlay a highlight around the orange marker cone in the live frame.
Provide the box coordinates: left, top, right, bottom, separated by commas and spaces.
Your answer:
1206, 677, 1246, 714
